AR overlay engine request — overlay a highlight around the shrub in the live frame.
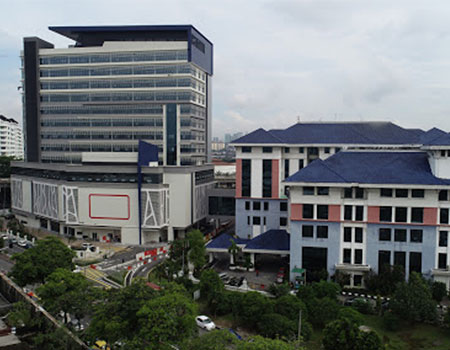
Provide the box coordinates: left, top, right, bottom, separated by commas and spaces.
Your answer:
352, 298, 373, 315
338, 307, 364, 325
382, 311, 402, 331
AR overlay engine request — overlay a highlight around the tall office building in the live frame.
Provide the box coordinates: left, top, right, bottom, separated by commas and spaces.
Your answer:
0, 115, 23, 158
22, 25, 213, 165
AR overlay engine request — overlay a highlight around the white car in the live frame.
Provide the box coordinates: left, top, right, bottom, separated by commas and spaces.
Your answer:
18, 239, 27, 247
195, 315, 216, 331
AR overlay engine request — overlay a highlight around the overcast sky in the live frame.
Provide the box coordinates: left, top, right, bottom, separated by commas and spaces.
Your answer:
1, 0, 450, 138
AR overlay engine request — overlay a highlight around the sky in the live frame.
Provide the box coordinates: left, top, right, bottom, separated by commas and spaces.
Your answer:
2, 0, 450, 139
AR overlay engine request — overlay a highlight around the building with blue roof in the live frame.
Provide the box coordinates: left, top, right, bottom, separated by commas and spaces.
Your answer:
231, 122, 450, 289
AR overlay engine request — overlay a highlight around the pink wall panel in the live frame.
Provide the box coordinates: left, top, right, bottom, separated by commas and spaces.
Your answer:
291, 203, 302, 221
367, 206, 380, 223
328, 205, 340, 222
424, 207, 437, 225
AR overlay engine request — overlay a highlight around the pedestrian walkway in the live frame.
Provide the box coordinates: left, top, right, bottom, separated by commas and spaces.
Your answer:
80, 267, 119, 290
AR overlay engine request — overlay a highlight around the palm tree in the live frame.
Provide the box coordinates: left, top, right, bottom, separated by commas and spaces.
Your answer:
228, 239, 241, 265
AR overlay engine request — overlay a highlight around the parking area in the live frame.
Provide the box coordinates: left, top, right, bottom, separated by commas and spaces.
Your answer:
212, 253, 288, 291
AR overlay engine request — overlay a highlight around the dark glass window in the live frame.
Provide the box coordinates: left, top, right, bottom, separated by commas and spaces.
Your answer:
317, 205, 329, 220
242, 146, 252, 153
394, 251, 406, 269
442, 150, 447, 157
324, 147, 330, 154
355, 206, 364, 221
354, 249, 363, 264
284, 159, 290, 179
395, 189, 408, 198
241, 159, 251, 197
262, 147, 272, 153
439, 190, 448, 201
280, 217, 287, 226
354, 275, 362, 286
395, 207, 407, 222
411, 208, 424, 223
280, 202, 287, 212
284, 147, 290, 153
394, 229, 407, 242
299, 147, 304, 153
308, 147, 319, 155
344, 188, 352, 198
380, 188, 393, 197
335, 147, 341, 153
412, 189, 425, 198
303, 187, 314, 195
439, 231, 448, 247
317, 226, 328, 238
262, 159, 272, 198
344, 206, 352, 220
264, 202, 269, 211
439, 253, 447, 269
380, 207, 392, 222
253, 217, 261, 225
299, 159, 304, 170
410, 229, 423, 243
440, 208, 449, 224
355, 188, 364, 199
263, 217, 266, 225
378, 250, 391, 271
318, 187, 329, 195
302, 225, 313, 238
247, 216, 250, 225
409, 252, 422, 273
343, 249, 351, 264
303, 204, 314, 219
245, 201, 250, 210
355, 227, 363, 243
253, 202, 261, 211
344, 227, 352, 242
379, 228, 391, 241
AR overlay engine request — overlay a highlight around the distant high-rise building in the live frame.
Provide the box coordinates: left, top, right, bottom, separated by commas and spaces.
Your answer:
0, 115, 23, 158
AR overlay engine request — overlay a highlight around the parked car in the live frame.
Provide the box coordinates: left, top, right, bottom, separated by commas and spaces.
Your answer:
238, 276, 245, 287
82, 242, 93, 250
195, 315, 216, 331
18, 239, 27, 248
229, 277, 239, 286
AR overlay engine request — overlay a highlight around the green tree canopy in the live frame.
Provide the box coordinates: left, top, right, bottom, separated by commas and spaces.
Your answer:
187, 229, 206, 274
183, 329, 238, 350
200, 269, 224, 312
10, 236, 75, 286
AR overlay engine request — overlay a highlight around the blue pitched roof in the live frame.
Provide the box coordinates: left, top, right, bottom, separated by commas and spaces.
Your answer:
232, 122, 421, 145
205, 234, 249, 250
420, 128, 448, 145
244, 230, 290, 251
285, 151, 450, 185
423, 132, 450, 146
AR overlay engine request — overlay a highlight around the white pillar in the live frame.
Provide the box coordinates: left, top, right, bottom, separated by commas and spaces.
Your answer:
167, 226, 174, 242
230, 254, 234, 265
250, 253, 255, 265
209, 253, 214, 263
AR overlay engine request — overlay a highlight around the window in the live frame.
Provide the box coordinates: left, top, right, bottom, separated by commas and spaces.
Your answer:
317, 205, 329, 220
299, 147, 304, 153
317, 226, 328, 238
355, 188, 364, 199
264, 202, 269, 211
318, 187, 329, 195
335, 147, 341, 153
303, 187, 314, 195
324, 147, 330, 154
247, 216, 250, 225
439, 190, 448, 201
378, 250, 391, 271
409, 252, 422, 273
245, 201, 250, 210
410, 229, 423, 243
280, 202, 287, 212
395, 189, 408, 198
303, 204, 314, 219
308, 147, 319, 155
302, 225, 313, 238
380, 188, 393, 197
343, 249, 351, 264
344, 188, 352, 198
380, 207, 392, 222
355, 227, 363, 243
395, 207, 407, 222
439, 231, 448, 247
379, 228, 391, 241
344, 206, 352, 220
262, 159, 272, 198
284, 159, 290, 179
412, 189, 425, 198
253, 202, 261, 211
242, 146, 251, 153
280, 217, 287, 227
344, 227, 352, 242
438, 253, 447, 269
354, 275, 362, 286
262, 147, 272, 153
394, 229, 407, 242
394, 251, 406, 269
253, 217, 261, 225
299, 159, 304, 170
241, 159, 251, 197
284, 147, 290, 153
411, 208, 424, 223
263, 217, 266, 225
442, 150, 447, 157
355, 206, 364, 221
354, 249, 363, 264
440, 208, 449, 224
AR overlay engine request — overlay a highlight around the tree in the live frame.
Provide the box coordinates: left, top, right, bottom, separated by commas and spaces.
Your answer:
37, 268, 95, 324
338, 308, 364, 326
7, 218, 25, 236
390, 272, 437, 323
431, 281, 447, 303
0, 155, 17, 178
187, 229, 206, 274
183, 329, 238, 350
307, 297, 341, 328
312, 280, 341, 300
7, 301, 41, 330
237, 336, 303, 350
257, 313, 296, 339
200, 269, 224, 313
33, 327, 72, 350
274, 294, 308, 323
228, 239, 241, 265
238, 291, 273, 329
322, 318, 382, 350
10, 236, 75, 286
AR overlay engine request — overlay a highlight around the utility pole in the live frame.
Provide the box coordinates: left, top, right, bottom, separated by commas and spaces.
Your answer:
298, 309, 302, 340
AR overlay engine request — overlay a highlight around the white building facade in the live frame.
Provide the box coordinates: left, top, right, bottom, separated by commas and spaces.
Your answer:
0, 116, 23, 159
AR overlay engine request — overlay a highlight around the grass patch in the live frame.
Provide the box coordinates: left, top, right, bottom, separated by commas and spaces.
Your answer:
107, 270, 128, 286
74, 258, 103, 266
